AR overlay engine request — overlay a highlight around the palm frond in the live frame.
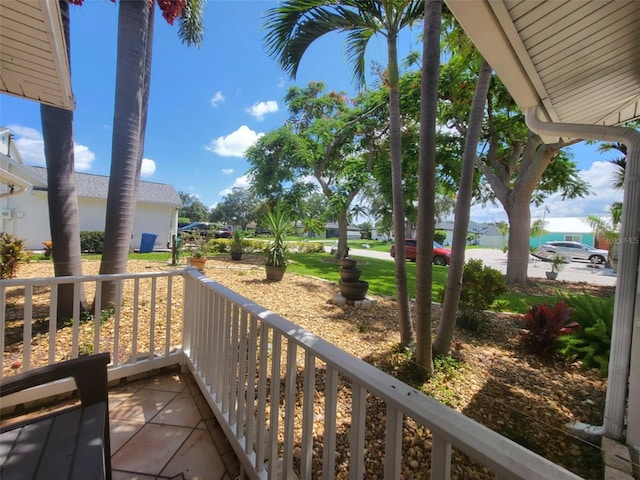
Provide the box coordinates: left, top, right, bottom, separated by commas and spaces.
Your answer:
263, 0, 381, 83
345, 29, 374, 86
608, 157, 626, 190
178, 0, 206, 47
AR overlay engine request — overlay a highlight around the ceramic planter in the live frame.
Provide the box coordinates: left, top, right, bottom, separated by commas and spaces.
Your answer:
265, 265, 286, 281
338, 280, 369, 301
189, 257, 206, 272
339, 267, 362, 282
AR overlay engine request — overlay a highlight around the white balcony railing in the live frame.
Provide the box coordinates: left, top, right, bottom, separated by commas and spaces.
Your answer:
1, 268, 584, 479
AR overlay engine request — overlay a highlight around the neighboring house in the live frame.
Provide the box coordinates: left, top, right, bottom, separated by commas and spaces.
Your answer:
435, 220, 505, 248
1, 149, 181, 251
292, 221, 361, 239
529, 217, 596, 249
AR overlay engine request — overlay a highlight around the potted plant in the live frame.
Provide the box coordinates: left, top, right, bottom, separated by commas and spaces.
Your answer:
263, 205, 293, 281
230, 230, 243, 261
546, 253, 565, 280
185, 231, 207, 272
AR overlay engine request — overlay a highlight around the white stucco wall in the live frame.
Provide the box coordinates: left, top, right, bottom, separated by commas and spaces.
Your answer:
0, 189, 178, 251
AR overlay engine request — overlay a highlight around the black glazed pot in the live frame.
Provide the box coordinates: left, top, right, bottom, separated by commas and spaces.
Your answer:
338, 280, 369, 301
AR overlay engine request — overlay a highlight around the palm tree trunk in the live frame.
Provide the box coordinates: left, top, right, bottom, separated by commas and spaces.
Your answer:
414, 0, 442, 374
387, 31, 413, 347
40, 0, 86, 323
434, 59, 492, 355
99, 0, 154, 306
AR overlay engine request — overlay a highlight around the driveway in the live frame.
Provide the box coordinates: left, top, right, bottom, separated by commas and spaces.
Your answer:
339, 247, 617, 286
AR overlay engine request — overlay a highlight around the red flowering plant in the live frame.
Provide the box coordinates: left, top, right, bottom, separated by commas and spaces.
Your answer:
69, 0, 186, 25
520, 301, 581, 356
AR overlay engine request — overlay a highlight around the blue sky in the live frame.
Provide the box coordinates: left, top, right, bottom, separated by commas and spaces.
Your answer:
0, 0, 623, 224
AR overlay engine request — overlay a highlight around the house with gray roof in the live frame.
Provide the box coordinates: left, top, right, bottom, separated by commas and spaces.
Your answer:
1, 139, 181, 251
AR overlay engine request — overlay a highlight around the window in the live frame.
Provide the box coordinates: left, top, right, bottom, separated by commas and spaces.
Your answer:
565, 235, 581, 242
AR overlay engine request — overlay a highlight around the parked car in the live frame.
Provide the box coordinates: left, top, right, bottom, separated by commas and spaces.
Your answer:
254, 228, 272, 236
390, 239, 452, 266
538, 241, 608, 264
214, 228, 233, 239
178, 222, 214, 237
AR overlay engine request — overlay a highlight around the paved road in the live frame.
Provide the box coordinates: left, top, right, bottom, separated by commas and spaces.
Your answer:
339, 247, 617, 286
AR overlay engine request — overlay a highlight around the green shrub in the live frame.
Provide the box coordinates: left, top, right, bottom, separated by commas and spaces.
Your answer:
556, 293, 614, 376
80, 231, 104, 253
437, 259, 506, 333
291, 241, 324, 253
0, 233, 28, 279
459, 258, 507, 312
434, 229, 447, 244
520, 301, 580, 356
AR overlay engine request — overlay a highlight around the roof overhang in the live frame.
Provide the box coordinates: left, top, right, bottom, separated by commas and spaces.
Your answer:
0, 0, 75, 110
445, 0, 640, 127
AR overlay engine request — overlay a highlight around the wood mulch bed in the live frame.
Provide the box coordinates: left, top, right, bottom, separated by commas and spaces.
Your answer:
3, 256, 607, 479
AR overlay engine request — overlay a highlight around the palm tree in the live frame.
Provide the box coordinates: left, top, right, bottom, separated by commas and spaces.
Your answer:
413, 0, 442, 375
433, 59, 492, 355
40, 0, 86, 323
99, 0, 205, 305
263, 0, 424, 347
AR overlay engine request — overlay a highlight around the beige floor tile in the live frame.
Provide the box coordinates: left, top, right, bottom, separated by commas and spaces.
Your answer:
143, 372, 185, 392
109, 382, 142, 410
111, 470, 156, 480
151, 393, 202, 428
110, 418, 145, 454
111, 423, 191, 475
110, 388, 177, 423
159, 429, 227, 480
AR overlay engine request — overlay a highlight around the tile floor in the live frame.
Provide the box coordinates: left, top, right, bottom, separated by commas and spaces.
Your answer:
108, 369, 240, 480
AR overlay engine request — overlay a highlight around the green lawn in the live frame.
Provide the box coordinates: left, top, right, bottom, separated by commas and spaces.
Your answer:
76, 250, 567, 314
287, 253, 563, 314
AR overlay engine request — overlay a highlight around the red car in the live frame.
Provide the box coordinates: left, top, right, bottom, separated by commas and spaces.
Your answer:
390, 239, 451, 266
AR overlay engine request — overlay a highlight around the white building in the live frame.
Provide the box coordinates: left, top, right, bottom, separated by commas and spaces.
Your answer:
1, 130, 181, 251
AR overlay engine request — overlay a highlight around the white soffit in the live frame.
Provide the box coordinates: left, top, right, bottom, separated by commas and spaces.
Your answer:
445, 0, 640, 127
0, 0, 75, 110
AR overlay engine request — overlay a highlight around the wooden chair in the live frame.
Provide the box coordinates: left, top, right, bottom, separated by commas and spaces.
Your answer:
0, 352, 112, 479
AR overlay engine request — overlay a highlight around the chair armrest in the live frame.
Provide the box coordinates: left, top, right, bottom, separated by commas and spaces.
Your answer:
0, 352, 110, 406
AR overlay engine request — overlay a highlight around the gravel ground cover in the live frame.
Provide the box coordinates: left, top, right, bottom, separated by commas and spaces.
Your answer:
3, 256, 608, 479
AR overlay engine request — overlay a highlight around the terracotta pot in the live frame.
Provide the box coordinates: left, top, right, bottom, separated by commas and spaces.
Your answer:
339, 267, 361, 282
188, 257, 206, 272
265, 265, 286, 281
338, 280, 369, 301
339, 258, 358, 269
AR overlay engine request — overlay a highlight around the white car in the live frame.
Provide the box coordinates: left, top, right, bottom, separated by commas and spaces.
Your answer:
539, 241, 608, 264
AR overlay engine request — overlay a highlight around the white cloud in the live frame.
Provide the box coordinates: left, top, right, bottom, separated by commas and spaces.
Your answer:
219, 174, 251, 197
141, 158, 156, 177
205, 125, 264, 157
8, 124, 96, 171
210, 91, 225, 107
470, 160, 624, 223
246, 100, 278, 121
222, 168, 234, 175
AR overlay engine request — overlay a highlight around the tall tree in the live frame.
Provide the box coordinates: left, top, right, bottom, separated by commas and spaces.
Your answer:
99, 0, 205, 304
433, 59, 491, 355
413, 0, 442, 375
436, 29, 589, 285
210, 187, 261, 229
246, 83, 379, 257
40, 0, 86, 322
178, 192, 209, 222
263, 0, 424, 346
